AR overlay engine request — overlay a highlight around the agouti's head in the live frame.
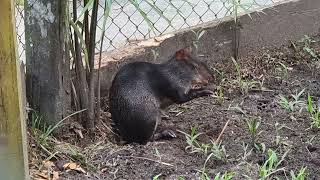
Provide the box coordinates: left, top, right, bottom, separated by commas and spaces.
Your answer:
174, 47, 213, 89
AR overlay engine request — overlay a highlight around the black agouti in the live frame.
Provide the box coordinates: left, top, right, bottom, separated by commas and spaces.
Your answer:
109, 47, 214, 144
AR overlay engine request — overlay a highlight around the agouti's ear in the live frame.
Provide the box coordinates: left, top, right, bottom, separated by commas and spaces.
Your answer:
175, 47, 192, 60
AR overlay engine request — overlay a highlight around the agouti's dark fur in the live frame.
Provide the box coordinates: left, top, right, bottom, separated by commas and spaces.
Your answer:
109, 47, 214, 144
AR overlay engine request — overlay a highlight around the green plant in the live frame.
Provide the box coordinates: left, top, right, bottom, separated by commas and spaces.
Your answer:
198, 169, 235, 180
277, 89, 305, 112
225, 0, 256, 60
191, 28, 206, 54
230, 57, 262, 94
178, 125, 203, 153
31, 109, 86, 147
214, 171, 235, 180
154, 147, 162, 161
198, 167, 210, 180
300, 35, 318, 59
151, 48, 160, 61
228, 103, 245, 114
215, 85, 225, 105
307, 94, 320, 128
276, 62, 289, 79
206, 141, 228, 161
274, 122, 287, 147
254, 142, 266, 154
153, 173, 162, 180
258, 149, 289, 180
278, 95, 294, 111
178, 126, 227, 161
31, 112, 56, 147
240, 142, 253, 161
246, 117, 261, 148
290, 167, 307, 180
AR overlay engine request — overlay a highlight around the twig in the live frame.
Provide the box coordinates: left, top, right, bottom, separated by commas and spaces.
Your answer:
122, 155, 174, 167
214, 119, 230, 144
100, 119, 117, 135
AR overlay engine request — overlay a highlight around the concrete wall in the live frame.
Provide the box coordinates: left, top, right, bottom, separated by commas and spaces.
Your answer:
95, 0, 320, 96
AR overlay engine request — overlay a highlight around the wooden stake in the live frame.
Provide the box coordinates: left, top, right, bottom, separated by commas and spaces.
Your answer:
0, 0, 29, 179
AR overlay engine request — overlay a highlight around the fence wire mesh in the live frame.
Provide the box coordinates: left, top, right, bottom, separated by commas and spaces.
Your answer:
15, 0, 279, 62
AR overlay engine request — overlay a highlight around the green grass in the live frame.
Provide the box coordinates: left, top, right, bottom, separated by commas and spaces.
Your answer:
290, 167, 307, 180
246, 117, 261, 148
277, 89, 305, 112
307, 94, 320, 128
300, 35, 318, 60
230, 57, 263, 94
258, 149, 289, 180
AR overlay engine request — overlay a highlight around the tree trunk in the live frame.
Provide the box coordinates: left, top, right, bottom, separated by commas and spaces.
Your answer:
25, 0, 70, 126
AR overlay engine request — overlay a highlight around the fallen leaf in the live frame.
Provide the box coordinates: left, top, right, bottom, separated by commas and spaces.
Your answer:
52, 171, 59, 180
63, 162, 77, 169
43, 160, 55, 169
63, 162, 86, 174
35, 171, 48, 179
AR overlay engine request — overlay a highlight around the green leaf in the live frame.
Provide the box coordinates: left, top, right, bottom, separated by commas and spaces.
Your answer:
70, 20, 90, 71
76, 0, 95, 24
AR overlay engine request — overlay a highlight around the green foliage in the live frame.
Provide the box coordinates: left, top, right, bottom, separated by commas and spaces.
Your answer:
246, 117, 261, 148
198, 169, 235, 180
307, 94, 320, 128
258, 149, 289, 180
191, 28, 206, 53
153, 173, 162, 180
276, 62, 289, 79
300, 35, 318, 59
230, 57, 262, 94
225, 0, 256, 22
178, 126, 227, 161
290, 167, 307, 180
277, 89, 305, 112
214, 171, 235, 180
31, 109, 86, 147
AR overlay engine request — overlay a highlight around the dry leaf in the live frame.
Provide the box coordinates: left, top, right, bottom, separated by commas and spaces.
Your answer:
75, 166, 86, 174
63, 162, 77, 169
35, 171, 48, 179
52, 171, 59, 180
63, 162, 86, 174
43, 160, 55, 169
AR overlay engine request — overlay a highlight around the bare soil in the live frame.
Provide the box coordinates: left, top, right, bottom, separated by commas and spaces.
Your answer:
29, 34, 320, 180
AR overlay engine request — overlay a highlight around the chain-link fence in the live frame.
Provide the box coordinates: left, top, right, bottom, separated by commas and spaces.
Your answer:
15, 0, 280, 62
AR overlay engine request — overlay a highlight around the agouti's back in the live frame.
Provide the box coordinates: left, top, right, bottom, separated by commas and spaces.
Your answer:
109, 47, 213, 144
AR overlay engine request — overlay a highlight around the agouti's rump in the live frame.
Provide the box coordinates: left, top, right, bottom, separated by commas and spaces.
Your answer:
109, 47, 214, 144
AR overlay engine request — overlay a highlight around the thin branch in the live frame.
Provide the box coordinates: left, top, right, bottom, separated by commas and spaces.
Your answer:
122, 155, 174, 167
214, 119, 230, 144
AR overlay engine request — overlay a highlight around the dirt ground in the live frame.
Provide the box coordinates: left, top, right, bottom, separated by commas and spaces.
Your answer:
29, 34, 320, 180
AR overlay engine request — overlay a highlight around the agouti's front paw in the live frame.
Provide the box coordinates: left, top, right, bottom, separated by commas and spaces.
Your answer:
190, 88, 213, 98
160, 129, 177, 139
153, 129, 177, 141
197, 89, 214, 96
